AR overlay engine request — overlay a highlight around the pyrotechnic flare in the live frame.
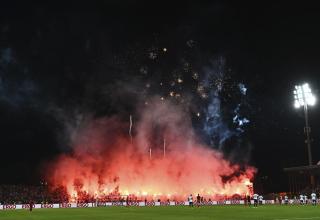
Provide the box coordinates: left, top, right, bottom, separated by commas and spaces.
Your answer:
129, 115, 133, 143
47, 98, 255, 201
149, 147, 152, 160
163, 138, 166, 158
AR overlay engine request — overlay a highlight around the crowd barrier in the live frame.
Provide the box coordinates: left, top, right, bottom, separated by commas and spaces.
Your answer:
0, 200, 277, 210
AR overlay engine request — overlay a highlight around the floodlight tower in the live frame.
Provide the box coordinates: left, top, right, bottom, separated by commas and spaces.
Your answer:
293, 83, 316, 185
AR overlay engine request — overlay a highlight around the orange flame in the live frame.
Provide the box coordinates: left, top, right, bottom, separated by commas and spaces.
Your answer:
47, 99, 256, 201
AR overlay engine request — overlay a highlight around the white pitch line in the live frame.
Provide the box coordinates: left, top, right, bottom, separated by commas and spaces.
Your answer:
273, 217, 320, 220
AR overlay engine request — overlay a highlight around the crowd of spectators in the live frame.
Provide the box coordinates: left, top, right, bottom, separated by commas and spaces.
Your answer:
0, 185, 135, 204
0, 185, 247, 205
0, 185, 69, 204
3, 184, 301, 205
0, 185, 44, 204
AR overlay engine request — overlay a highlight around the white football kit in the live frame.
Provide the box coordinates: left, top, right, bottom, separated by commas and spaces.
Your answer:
311, 193, 317, 205
300, 195, 304, 205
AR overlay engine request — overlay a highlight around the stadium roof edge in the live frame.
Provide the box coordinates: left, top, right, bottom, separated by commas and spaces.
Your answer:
283, 165, 320, 172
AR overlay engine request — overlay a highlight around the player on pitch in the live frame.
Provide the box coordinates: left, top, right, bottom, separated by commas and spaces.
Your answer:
311, 192, 317, 206
284, 195, 289, 205
188, 194, 193, 207
299, 194, 304, 205
253, 193, 258, 207
196, 194, 201, 207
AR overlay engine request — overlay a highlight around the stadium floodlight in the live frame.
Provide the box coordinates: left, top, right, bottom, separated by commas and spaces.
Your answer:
294, 83, 316, 108
293, 83, 316, 186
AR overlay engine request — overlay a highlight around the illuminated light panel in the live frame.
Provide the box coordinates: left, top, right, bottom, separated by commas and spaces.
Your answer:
294, 83, 316, 108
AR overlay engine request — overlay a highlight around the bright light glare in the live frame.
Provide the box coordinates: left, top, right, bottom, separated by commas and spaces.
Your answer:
294, 100, 300, 108
308, 95, 316, 106
293, 83, 316, 108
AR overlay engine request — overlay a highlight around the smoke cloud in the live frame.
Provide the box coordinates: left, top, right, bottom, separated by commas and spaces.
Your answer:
47, 98, 255, 201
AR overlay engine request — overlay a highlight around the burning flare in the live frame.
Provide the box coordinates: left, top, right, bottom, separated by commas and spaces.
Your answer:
47, 99, 255, 201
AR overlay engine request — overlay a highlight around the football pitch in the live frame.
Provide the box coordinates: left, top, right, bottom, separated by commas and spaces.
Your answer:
1, 205, 320, 220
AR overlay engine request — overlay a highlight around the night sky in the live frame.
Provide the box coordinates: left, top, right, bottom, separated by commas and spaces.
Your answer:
0, 1, 320, 193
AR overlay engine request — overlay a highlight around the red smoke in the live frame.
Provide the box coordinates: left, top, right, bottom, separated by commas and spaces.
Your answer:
47, 99, 255, 201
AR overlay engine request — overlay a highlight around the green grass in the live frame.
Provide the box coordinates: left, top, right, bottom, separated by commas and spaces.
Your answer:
1, 205, 320, 220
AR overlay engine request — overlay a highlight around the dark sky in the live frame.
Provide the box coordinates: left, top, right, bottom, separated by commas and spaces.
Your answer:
0, 1, 320, 193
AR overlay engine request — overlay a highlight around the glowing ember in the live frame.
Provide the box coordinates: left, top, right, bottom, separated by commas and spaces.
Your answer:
47, 98, 255, 201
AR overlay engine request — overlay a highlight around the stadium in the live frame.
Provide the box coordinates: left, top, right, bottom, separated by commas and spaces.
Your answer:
1, 1, 320, 220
